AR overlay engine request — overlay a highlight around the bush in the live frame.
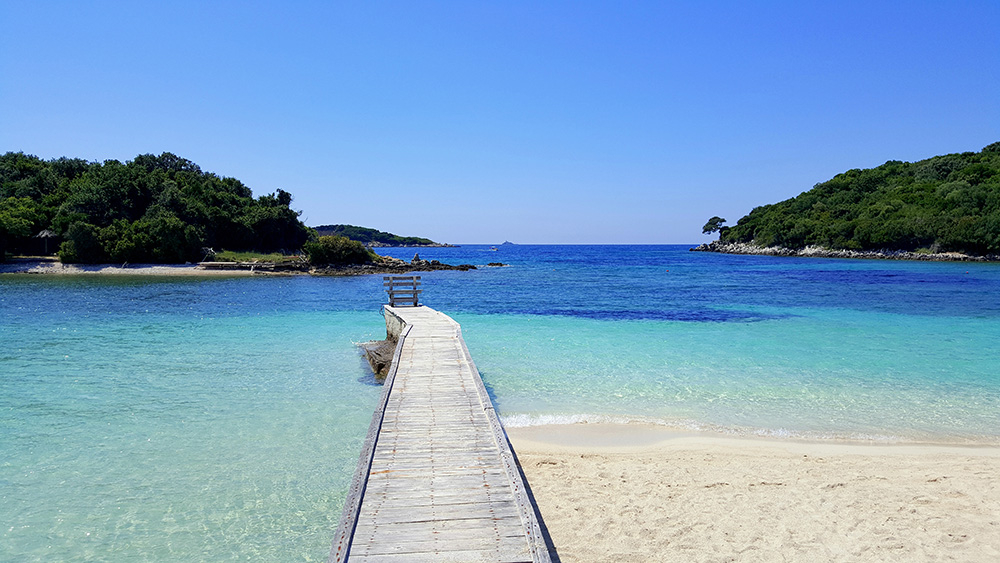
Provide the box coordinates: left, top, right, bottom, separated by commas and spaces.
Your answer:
303, 235, 374, 266
58, 222, 105, 263
211, 250, 297, 263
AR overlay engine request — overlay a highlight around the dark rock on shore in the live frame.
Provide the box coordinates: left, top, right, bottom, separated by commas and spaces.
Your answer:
361, 339, 396, 381
691, 241, 999, 262
367, 241, 456, 248
200, 261, 311, 272
309, 255, 476, 276
407, 253, 476, 271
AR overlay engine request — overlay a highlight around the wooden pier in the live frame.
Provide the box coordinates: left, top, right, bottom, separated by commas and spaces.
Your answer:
330, 305, 550, 562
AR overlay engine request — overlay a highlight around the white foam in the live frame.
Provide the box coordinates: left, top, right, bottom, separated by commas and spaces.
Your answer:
500, 412, 651, 428
498, 412, 922, 444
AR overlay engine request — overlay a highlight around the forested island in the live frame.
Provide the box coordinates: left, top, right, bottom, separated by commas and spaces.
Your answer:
697, 142, 1000, 259
0, 151, 312, 263
313, 224, 451, 247
0, 152, 455, 269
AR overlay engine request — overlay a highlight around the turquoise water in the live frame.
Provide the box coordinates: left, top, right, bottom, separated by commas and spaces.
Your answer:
3, 246, 1000, 560
1, 276, 385, 561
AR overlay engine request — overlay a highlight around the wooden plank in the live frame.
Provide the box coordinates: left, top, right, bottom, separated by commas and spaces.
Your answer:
328, 323, 412, 563
351, 494, 521, 509
354, 535, 531, 556
348, 550, 531, 563
352, 514, 525, 534
366, 457, 507, 469
454, 317, 551, 562
330, 306, 550, 563
359, 536, 530, 557
361, 481, 517, 498
357, 504, 523, 525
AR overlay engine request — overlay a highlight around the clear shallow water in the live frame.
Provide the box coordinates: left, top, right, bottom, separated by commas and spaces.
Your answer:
3, 245, 1000, 560
1, 276, 386, 561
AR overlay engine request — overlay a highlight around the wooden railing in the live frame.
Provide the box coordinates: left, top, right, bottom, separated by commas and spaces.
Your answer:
384, 275, 421, 307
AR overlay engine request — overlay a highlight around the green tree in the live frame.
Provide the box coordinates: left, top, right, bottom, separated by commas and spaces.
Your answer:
2, 151, 315, 263
303, 235, 375, 266
702, 216, 727, 235
0, 197, 45, 259
58, 222, 105, 263
312, 224, 438, 245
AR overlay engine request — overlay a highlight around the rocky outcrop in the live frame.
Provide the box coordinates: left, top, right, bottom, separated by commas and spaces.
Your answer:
405, 253, 476, 271
361, 339, 396, 381
360, 306, 407, 382
367, 242, 456, 248
309, 255, 476, 276
691, 241, 999, 262
199, 261, 310, 272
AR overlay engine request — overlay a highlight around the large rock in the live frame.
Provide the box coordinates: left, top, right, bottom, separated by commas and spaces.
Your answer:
361, 339, 396, 381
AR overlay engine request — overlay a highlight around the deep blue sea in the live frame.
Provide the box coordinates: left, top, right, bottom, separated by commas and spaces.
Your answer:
3, 245, 1000, 560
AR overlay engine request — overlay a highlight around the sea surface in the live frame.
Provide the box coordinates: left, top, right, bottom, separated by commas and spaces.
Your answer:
3, 244, 999, 560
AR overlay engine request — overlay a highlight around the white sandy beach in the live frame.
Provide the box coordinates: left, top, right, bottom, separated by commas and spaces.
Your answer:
508, 423, 1000, 562
0, 258, 255, 276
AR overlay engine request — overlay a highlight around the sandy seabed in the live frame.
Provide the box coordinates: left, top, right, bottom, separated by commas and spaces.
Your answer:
507, 424, 1000, 563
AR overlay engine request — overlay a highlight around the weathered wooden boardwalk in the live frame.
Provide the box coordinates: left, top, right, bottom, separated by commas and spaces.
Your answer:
330, 306, 550, 563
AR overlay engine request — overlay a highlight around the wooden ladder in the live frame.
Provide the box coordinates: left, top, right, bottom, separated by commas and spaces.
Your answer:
384, 275, 422, 307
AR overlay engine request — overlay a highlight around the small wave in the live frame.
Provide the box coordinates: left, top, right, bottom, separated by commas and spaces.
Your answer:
747, 426, 904, 443
500, 413, 650, 428
497, 413, 983, 444
500, 413, 719, 431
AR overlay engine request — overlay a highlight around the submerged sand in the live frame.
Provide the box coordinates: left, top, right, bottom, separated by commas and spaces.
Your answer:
508, 423, 1000, 562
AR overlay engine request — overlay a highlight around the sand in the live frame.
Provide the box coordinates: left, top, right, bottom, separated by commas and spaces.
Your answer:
0, 258, 255, 276
508, 423, 1000, 562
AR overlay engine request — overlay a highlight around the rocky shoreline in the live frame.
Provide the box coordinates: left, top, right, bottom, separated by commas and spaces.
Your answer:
366, 242, 456, 248
691, 241, 1000, 262
1, 254, 485, 276
311, 253, 476, 275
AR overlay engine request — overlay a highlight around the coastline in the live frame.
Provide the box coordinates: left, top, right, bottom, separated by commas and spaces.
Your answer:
508, 423, 1000, 562
0, 258, 256, 277
0, 257, 480, 277
691, 241, 1000, 262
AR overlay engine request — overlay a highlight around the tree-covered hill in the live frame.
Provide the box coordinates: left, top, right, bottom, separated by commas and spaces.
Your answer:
716, 142, 1000, 255
0, 152, 312, 263
312, 224, 443, 246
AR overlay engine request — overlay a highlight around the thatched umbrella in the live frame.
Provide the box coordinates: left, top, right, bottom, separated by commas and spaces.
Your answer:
35, 229, 57, 255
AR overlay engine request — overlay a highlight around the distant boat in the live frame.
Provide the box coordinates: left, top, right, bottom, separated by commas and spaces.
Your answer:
488, 246, 498, 251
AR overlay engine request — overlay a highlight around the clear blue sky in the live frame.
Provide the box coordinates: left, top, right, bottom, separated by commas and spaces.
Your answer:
2, 1, 998, 244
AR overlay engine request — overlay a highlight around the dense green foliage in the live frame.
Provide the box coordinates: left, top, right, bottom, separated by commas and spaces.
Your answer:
720, 143, 1000, 255
0, 152, 312, 263
303, 235, 376, 266
313, 224, 437, 246
0, 197, 45, 258
210, 250, 300, 263
702, 216, 727, 235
